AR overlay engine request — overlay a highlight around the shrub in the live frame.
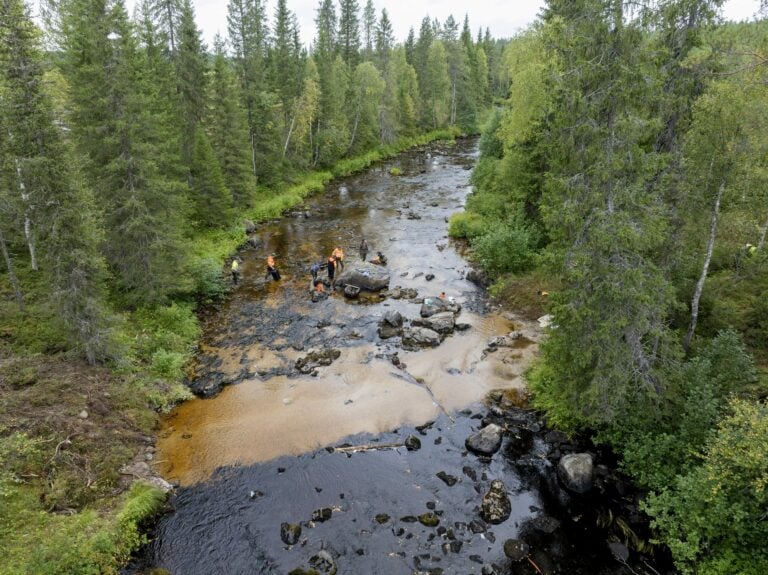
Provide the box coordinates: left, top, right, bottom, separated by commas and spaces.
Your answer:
471, 221, 538, 277
644, 399, 768, 575
448, 212, 487, 239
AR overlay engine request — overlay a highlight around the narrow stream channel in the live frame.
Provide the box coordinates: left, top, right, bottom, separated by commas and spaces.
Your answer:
129, 139, 656, 575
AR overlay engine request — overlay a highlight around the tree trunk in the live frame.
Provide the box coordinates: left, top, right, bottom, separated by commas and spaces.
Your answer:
450, 80, 457, 125
683, 180, 724, 353
347, 99, 361, 155
757, 215, 768, 251
282, 114, 296, 159
0, 226, 24, 312
15, 160, 37, 271
250, 129, 257, 176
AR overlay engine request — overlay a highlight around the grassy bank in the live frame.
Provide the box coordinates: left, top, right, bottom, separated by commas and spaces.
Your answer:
0, 128, 457, 575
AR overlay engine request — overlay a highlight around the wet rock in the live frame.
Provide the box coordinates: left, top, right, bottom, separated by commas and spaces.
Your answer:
311, 508, 333, 522
462, 466, 477, 481
401, 287, 419, 299
246, 236, 261, 248
308, 550, 337, 575
412, 311, 455, 335
455, 323, 471, 331
401, 516, 418, 523
343, 285, 360, 298
406, 212, 422, 220
383, 310, 404, 328
295, 348, 341, 374
465, 269, 490, 288
405, 435, 422, 451
526, 515, 561, 534
379, 324, 403, 339
481, 564, 498, 575
442, 541, 462, 553
468, 520, 486, 534
425, 273, 435, 281
557, 453, 594, 493
420, 297, 461, 318
335, 264, 390, 292
481, 480, 511, 524
608, 540, 629, 562
280, 522, 302, 545
537, 314, 554, 328
244, 219, 256, 233
503, 539, 530, 562
436, 471, 458, 486
419, 513, 440, 527
402, 327, 441, 347
465, 424, 504, 456
375, 513, 391, 524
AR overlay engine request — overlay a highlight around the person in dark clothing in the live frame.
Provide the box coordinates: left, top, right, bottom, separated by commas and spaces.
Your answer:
310, 261, 326, 281
265, 253, 280, 281
359, 238, 369, 262
370, 251, 387, 265
327, 256, 336, 283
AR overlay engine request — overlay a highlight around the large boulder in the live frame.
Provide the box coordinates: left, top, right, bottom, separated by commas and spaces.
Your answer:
557, 453, 594, 493
402, 327, 441, 347
378, 310, 404, 339
334, 264, 390, 292
420, 296, 461, 318
466, 423, 504, 456
383, 310, 403, 327
481, 480, 511, 524
412, 311, 455, 334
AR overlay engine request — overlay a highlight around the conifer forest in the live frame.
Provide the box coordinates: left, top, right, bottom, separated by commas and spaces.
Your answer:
1, 0, 767, 573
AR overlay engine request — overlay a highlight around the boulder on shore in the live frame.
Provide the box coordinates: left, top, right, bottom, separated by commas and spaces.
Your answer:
334, 264, 390, 292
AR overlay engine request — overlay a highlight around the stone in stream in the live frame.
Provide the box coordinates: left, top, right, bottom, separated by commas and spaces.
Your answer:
412, 311, 455, 335
404, 435, 421, 451
244, 219, 256, 233
420, 297, 461, 318
425, 273, 435, 281
402, 327, 441, 347
280, 522, 302, 545
343, 284, 360, 298
465, 423, 504, 456
418, 512, 440, 527
308, 550, 337, 575
295, 348, 341, 374
503, 539, 530, 562
311, 507, 333, 522
436, 471, 458, 486
557, 453, 594, 493
334, 264, 390, 292
503, 427, 535, 459
378, 310, 404, 339
375, 513, 391, 524
481, 480, 512, 524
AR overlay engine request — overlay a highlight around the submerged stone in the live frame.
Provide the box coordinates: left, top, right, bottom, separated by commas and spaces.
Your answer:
280, 522, 302, 545
481, 480, 511, 524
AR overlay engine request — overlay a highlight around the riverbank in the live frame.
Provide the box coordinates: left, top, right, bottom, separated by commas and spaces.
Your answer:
0, 129, 459, 575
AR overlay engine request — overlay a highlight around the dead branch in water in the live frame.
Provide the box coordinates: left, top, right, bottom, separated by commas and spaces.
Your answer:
332, 442, 404, 453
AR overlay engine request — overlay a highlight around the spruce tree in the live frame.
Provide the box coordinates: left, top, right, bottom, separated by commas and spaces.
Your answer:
60, 0, 188, 304
208, 36, 257, 207
338, 0, 361, 67
1, 0, 114, 361
375, 8, 394, 71
362, 0, 375, 61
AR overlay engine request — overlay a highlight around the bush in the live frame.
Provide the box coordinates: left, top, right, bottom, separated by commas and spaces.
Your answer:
471, 221, 538, 277
448, 212, 488, 239
644, 399, 768, 575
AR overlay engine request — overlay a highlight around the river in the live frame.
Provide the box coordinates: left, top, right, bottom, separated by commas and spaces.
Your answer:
128, 138, 661, 575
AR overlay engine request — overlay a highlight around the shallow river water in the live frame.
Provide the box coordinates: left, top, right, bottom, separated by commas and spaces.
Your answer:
130, 139, 661, 575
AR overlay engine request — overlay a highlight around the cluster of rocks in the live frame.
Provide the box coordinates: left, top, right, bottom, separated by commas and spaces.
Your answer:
377, 296, 468, 348
294, 348, 341, 375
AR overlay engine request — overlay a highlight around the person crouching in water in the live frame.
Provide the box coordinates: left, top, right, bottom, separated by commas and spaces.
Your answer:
265, 253, 280, 281
370, 251, 387, 265
332, 246, 344, 272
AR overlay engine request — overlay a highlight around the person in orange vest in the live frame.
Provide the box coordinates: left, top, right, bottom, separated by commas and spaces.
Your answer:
332, 246, 344, 272
265, 253, 280, 281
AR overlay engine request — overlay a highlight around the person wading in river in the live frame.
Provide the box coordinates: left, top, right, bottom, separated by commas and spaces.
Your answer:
332, 246, 345, 272
230, 257, 242, 284
359, 237, 369, 262
265, 253, 280, 281
326, 255, 336, 285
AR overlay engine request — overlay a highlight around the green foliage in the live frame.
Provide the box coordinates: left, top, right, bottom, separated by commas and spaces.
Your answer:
389, 167, 402, 176
1, 481, 166, 575
471, 221, 538, 277
644, 399, 768, 575
448, 211, 487, 239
